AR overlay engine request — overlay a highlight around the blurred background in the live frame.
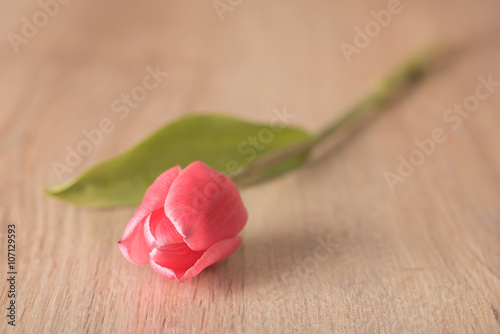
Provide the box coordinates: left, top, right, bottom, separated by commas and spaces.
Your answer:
1, 0, 499, 332
1, 0, 499, 182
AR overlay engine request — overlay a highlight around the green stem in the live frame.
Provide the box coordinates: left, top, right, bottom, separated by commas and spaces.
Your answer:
233, 44, 447, 188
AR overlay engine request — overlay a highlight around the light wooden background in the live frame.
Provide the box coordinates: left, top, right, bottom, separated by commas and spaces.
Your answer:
1, 0, 500, 333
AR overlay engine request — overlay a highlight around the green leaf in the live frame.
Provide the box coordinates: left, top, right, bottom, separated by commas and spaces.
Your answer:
46, 114, 312, 207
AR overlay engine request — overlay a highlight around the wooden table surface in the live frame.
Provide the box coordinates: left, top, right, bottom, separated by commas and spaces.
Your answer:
1, 0, 500, 333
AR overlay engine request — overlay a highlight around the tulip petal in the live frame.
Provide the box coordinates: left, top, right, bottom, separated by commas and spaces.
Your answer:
165, 161, 248, 251
143, 213, 156, 250
180, 236, 242, 282
149, 236, 242, 282
118, 166, 180, 264
118, 222, 150, 265
148, 255, 177, 280
149, 242, 205, 280
144, 209, 183, 250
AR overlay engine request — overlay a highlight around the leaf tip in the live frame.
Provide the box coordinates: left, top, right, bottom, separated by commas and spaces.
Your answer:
43, 181, 72, 197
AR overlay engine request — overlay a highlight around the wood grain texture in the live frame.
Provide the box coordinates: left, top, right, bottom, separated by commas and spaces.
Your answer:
1, 0, 500, 333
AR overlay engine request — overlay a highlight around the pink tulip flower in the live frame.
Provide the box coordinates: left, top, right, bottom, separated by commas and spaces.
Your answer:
118, 161, 248, 282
